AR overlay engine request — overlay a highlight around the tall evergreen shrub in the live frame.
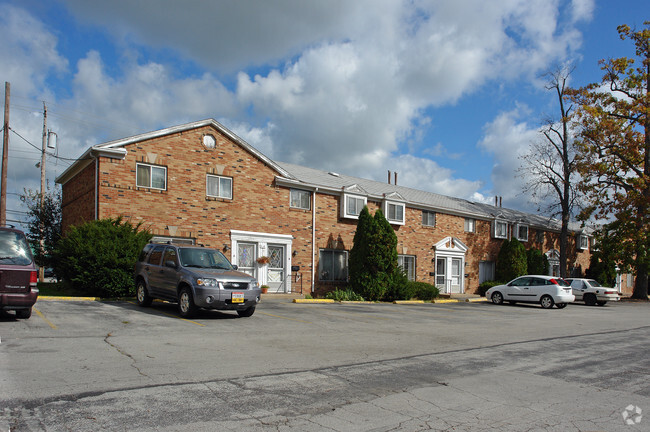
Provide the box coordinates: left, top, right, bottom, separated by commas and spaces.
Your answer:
495, 238, 528, 282
526, 248, 548, 275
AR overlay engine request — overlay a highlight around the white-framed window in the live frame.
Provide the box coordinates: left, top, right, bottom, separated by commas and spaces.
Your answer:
536, 230, 544, 243
493, 220, 508, 239
136, 163, 166, 190
464, 218, 475, 233
578, 235, 589, 250
206, 174, 233, 199
290, 189, 311, 210
384, 201, 405, 225
422, 211, 436, 227
319, 249, 348, 281
342, 194, 367, 219
398, 255, 416, 281
516, 224, 529, 242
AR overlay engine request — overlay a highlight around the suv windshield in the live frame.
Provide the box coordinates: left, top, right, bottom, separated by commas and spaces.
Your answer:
178, 248, 233, 270
0, 230, 33, 266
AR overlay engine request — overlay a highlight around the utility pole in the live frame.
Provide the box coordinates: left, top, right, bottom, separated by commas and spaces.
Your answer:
39, 102, 46, 282
1, 82, 9, 226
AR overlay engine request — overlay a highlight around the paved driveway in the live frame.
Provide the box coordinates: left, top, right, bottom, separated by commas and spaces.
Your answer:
1, 297, 649, 431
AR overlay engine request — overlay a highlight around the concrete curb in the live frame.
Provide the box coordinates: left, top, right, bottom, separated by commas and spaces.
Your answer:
432, 299, 461, 304
393, 300, 425, 304
465, 297, 488, 302
39, 295, 101, 301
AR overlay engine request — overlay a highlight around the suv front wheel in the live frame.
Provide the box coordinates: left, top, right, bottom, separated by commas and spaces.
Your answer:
178, 286, 198, 318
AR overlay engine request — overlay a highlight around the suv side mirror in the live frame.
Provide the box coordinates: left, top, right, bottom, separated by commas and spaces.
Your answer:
165, 260, 177, 269
231, 264, 238, 270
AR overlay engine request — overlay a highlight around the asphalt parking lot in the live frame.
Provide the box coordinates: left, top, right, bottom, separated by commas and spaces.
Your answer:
2, 297, 649, 431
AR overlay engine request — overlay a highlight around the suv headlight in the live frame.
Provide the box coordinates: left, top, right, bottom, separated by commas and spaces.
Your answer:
251, 280, 260, 290
197, 278, 218, 287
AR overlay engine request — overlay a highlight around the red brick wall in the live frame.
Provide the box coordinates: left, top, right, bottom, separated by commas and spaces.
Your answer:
61, 161, 96, 232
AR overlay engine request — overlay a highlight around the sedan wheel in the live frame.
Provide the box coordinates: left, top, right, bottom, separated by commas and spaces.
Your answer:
540, 295, 554, 309
584, 293, 597, 306
178, 287, 198, 318
597, 301, 607, 306
491, 291, 504, 305
555, 303, 567, 309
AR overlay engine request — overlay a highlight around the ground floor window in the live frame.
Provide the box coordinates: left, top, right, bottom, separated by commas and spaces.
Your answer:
319, 249, 348, 281
398, 255, 416, 281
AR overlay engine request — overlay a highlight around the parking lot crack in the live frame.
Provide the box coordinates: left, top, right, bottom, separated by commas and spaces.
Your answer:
104, 332, 148, 377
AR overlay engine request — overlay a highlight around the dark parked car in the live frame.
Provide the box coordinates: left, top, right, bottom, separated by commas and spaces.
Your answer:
134, 243, 261, 318
0, 226, 38, 319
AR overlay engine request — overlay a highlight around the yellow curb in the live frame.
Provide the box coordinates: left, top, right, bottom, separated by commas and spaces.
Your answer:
39, 296, 100, 301
432, 299, 460, 304
340, 301, 376, 304
292, 299, 335, 303
393, 300, 425, 304
465, 298, 487, 302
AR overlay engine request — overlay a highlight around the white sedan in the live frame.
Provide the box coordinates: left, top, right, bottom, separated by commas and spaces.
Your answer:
486, 275, 575, 309
565, 278, 620, 306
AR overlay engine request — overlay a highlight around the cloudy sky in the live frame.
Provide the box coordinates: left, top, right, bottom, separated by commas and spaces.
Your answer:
0, 0, 645, 226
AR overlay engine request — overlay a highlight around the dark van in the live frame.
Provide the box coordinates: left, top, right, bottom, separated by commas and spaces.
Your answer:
0, 226, 38, 319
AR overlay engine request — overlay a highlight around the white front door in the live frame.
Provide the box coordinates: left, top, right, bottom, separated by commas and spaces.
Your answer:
266, 245, 286, 293
450, 258, 462, 293
237, 243, 257, 278
436, 258, 447, 293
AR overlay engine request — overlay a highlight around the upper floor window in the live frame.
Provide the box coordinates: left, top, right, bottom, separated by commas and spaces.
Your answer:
290, 189, 311, 210
493, 220, 508, 239
578, 235, 589, 250
398, 255, 416, 281
342, 194, 366, 219
516, 224, 529, 242
385, 201, 405, 225
206, 174, 233, 199
464, 218, 475, 233
422, 211, 436, 227
136, 163, 166, 190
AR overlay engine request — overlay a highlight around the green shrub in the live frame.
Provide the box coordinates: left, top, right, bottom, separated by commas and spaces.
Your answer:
53, 217, 152, 298
325, 289, 365, 301
411, 282, 439, 300
526, 249, 548, 275
478, 280, 505, 297
382, 269, 414, 301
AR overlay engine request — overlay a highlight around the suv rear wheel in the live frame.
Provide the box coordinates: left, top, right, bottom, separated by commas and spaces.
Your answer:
178, 286, 198, 318
136, 280, 153, 307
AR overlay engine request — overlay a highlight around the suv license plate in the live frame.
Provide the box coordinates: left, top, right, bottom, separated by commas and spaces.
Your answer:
232, 292, 244, 303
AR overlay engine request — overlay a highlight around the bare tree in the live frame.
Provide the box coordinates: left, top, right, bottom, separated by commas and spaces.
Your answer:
518, 66, 581, 277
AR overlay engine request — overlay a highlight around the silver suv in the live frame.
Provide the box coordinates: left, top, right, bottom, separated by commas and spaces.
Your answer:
134, 243, 261, 318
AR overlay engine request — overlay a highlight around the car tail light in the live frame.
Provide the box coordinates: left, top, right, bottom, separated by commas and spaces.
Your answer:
549, 279, 558, 285
30, 271, 38, 286
604, 290, 616, 295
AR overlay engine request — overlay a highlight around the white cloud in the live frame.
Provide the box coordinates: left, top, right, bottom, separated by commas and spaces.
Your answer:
478, 108, 541, 210
0, 0, 596, 224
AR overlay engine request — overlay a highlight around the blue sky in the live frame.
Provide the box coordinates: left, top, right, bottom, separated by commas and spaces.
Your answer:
0, 0, 646, 226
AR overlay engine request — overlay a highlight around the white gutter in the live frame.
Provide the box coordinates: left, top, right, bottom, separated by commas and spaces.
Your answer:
311, 188, 318, 293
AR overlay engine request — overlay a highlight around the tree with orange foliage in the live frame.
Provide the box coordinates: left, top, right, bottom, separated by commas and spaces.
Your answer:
569, 22, 649, 300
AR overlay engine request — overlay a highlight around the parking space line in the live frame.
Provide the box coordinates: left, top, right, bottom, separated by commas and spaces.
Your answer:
259, 311, 312, 323
34, 307, 57, 329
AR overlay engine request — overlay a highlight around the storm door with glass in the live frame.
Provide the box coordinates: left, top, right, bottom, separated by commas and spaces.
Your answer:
450, 258, 462, 293
237, 242, 256, 278
266, 245, 286, 293
436, 258, 447, 292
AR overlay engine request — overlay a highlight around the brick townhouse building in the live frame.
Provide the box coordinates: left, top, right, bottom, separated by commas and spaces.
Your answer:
56, 119, 632, 296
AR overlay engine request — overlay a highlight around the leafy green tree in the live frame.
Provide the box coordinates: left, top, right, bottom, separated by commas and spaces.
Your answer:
20, 185, 62, 269
526, 248, 549, 275
569, 22, 650, 299
496, 238, 528, 282
53, 217, 151, 297
585, 223, 624, 287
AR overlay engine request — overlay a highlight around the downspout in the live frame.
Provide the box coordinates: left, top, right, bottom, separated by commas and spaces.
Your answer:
311, 188, 318, 293
94, 157, 99, 220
